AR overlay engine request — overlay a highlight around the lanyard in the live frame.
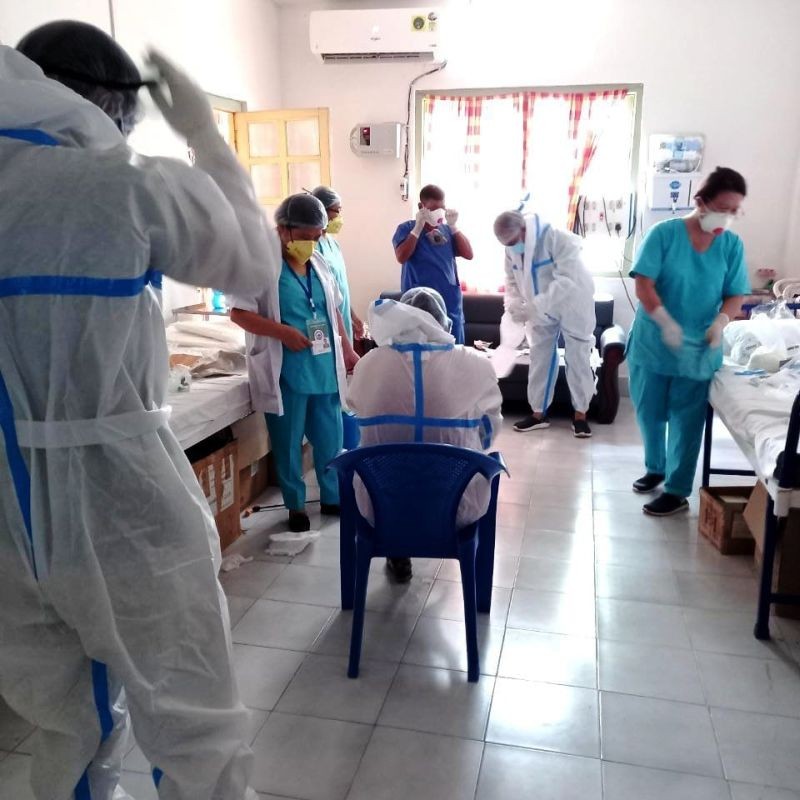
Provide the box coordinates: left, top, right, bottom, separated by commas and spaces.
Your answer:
288, 264, 317, 318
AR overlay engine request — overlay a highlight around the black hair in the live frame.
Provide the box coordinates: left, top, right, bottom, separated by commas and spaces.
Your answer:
419, 184, 445, 203
695, 167, 747, 203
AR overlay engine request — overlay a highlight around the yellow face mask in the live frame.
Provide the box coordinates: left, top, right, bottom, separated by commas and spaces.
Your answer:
326, 216, 344, 235
285, 239, 316, 263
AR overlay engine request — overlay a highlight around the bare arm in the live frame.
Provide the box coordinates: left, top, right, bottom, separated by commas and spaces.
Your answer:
336, 309, 360, 371
394, 233, 420, 264
634, 275, 662, 314
721, 295, 744, 320
453, 230, 474, 260
230, 308, 310, 351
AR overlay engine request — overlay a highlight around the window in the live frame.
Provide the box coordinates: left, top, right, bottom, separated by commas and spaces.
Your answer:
418, 86, 641, 291
233, 108, 331, 224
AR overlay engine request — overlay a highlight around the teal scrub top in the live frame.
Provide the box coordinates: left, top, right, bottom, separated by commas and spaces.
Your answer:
627, 218, 750, 379
278, 260, 338, 395
317, 235, 352, 339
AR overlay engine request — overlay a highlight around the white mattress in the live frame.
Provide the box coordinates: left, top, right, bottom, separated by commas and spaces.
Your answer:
168, 374, 252, 449
710, 366, 800, 500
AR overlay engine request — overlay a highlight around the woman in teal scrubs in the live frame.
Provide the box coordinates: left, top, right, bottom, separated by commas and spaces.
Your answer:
312, 185, 364, 342
230, 194, 359, 531
628, 167, 750, 516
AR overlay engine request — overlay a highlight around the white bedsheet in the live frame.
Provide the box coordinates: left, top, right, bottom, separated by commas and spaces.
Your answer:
168, 374, 252, 449
710, 366, 800, 510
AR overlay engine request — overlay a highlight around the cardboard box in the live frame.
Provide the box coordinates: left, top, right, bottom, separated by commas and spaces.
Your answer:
698, 486, 754, 554
191, 440, 241, 551
231, 413, 271, 510
744, 481, 800, 619
239, 455, 270, 510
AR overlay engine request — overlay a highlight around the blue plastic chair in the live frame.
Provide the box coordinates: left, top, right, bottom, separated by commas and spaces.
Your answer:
327, 443, 507, 682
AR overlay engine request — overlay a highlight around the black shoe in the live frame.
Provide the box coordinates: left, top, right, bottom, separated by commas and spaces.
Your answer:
514, 414, 550, 433
632, 473, 666, 494
572, 419, 592, 438
288, 510, 311, 532
643, 492, 689, 516
386, 558, 413, 583
320, 503, 340, 516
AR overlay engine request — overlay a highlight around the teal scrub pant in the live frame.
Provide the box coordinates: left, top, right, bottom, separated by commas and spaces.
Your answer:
628, 362, 710, 498
266, 389, 342, 511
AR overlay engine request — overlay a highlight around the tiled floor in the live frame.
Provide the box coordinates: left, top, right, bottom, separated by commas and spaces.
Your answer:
3, 399, 800, 799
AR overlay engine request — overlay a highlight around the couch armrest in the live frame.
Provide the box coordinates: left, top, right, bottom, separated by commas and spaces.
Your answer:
600, 323, 627, 357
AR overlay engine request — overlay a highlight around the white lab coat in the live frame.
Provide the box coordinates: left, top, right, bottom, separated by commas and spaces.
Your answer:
229, 250, 349, 414
0, 47, 276, 800
504, 213, 597, 413
348, 301, 503, 528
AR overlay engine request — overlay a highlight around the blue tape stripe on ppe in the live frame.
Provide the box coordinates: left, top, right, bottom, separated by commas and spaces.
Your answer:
0, 370, 36, 579
479, 414, 492, 450
412, 349, 424, 442
532, 257, 554, 270
542, 333, 560, 410
390, 343, 454, 353
74, 771, 92, 800
0, 270, 162, 299
357, 414, 481, 429
0, 128, 59, 146
91, 661, 114, 742
152, 768, 164, 788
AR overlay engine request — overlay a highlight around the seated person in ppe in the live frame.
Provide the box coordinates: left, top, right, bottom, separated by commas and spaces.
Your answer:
311, 184, 364, 341
230, 194, 359, 533
348, 288, 502, 583
392, 184, 474, 344
494, 209, 596, 439
1, 22, 276, 800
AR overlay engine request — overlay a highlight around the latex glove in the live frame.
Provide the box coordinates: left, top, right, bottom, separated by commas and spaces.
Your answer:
445, 208, 459, 231
280, 325, 311, 352
411, 208, 427, 237
705, 312, 730, 348
651, 305, 683, 351
146, 50, 216, 142
505, 300, 528, 325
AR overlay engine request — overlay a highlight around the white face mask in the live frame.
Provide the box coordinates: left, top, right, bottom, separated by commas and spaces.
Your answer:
424, 207, 444, 226
699, 210, 735, 235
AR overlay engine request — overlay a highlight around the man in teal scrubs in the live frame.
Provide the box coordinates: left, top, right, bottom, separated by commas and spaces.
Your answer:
628, 167, 750, 516
312, 185, 363, 342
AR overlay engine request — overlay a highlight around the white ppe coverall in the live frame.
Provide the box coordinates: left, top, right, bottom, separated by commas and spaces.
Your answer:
347, 300, 503, 527
503, 213, 596, 414
0, 48, 278, 800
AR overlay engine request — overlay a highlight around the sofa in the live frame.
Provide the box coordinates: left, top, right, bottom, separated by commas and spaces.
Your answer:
378, 291, 627, 424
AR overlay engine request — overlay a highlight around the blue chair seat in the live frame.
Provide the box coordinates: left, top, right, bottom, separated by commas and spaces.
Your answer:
328, 443, 507, 682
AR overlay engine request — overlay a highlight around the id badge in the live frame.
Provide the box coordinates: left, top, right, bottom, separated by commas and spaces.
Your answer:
307, 318, 332, 356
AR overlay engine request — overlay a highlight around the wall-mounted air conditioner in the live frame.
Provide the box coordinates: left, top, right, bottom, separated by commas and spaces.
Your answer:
309, 8, 445, 64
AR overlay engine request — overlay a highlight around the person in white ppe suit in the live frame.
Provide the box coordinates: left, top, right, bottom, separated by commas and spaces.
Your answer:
493, 209, 596, 438
348, 288, 502, 583
0, 21, 277, 800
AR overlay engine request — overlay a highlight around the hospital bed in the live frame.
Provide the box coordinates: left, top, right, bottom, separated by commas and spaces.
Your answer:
163, 318, 254, 449
169, 373, 253, 449
702, 365, 800, 639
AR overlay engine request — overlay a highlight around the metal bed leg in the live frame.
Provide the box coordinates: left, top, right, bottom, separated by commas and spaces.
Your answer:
754, 496, 780, 640
702, 403, 714, 489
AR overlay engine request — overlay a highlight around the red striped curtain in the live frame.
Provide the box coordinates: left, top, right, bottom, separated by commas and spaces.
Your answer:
566, 89, 629, 229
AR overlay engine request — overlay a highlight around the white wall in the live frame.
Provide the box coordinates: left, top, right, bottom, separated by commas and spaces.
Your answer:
0, 0, 282, 317
277, 0, 800, 325
0, 0, 110, 43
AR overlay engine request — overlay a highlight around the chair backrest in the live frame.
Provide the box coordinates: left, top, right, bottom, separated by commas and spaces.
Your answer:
329, 443, 506, 558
